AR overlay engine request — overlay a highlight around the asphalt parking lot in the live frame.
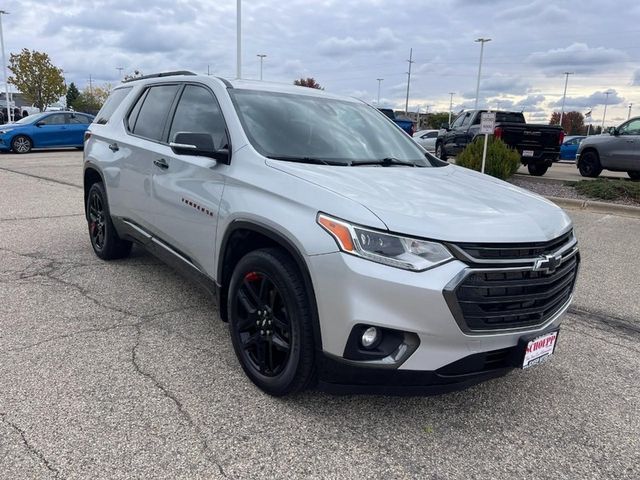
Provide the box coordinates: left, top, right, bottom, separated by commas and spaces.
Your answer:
1, 151, 638, 480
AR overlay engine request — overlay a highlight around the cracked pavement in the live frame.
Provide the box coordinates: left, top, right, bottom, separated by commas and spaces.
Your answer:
0, 151, 638, 479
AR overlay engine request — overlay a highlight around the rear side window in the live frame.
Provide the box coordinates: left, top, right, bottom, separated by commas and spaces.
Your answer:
130, 85, 180, 142
94, 87, 131, 125
168, 85, 226, 147
40, 114, 66, 125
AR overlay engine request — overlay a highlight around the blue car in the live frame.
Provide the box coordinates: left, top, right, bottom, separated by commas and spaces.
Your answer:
559, 135, 585, 161
0, 111, 94, 154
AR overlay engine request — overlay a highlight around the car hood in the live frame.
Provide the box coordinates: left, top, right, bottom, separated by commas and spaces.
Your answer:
0, 123, 18, 130
266, 161, 572, 243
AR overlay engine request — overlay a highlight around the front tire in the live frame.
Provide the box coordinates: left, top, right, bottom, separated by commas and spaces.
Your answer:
578, 151, 602, 178
86, 182, 132, 260
527, 163, 549, 176
435, 142, 447, 161
228, 248, 315, 396
11, 135, 32, 154
628, 171, 640, 180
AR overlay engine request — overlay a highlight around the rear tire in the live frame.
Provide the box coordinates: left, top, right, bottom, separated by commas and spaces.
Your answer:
527, 163, 549, 176
86, 182, 132, 260
435, 142, 447, 161
628, 171, 640, 181
227, 248, 315, 396
578, 151, 602, 178
11, 135, 32, 154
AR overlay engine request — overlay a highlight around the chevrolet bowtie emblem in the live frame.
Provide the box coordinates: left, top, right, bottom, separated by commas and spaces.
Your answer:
533, 254, 562, 274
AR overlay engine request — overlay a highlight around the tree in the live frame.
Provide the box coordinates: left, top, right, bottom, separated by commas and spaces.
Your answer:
73, 85, 111, 114
66, 82, 80, 110
293, 77, 323, 89
427, 112, 450, 129
8, 48, 66, 111
549, 111, 585, 135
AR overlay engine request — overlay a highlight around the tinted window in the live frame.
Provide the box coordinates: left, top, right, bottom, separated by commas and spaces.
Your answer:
496, 112, 525, 123
460, 112, 472, 127
40, 114, 66, 125
127, 90, 147, 132
68, 113, 91, 124
620, 119, 640, 135
131, 85, 180, 141
450, 114, 465, 129
168, 85, 226, 147
94, 87, 131, 125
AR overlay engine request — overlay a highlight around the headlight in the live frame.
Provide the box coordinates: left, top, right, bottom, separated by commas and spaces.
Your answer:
317, 213, 452, 271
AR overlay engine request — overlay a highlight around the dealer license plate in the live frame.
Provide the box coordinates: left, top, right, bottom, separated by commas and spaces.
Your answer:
522, 150, 534, 157
522, 330, 558, 369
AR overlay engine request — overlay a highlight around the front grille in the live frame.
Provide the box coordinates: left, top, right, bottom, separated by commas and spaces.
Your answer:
453, 230, 574, 262
444, 232, 579, 333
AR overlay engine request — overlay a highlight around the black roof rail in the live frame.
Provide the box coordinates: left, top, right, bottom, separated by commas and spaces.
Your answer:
122, 70, 197, 83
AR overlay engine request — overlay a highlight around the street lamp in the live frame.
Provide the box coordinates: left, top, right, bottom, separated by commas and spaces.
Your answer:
404, 48, 414, 114
601, 91, 611, 129
559, 72, 573, 129
257, 54, 267, 80
448, 92, 455, 125
474, 38, 491, 110
376, 78, 383, 105
0, 10, 11, 123
629, 103, 633, 120
116, 67, 124, 80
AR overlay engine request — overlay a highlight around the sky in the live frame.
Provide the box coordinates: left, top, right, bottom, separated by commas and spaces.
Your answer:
3, 0, 639, 126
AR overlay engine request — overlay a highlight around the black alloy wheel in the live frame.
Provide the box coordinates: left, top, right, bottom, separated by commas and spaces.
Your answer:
435, 142, 446, 160
228, 248, 315, 396
86, 182, 132, 260
527, 163, 549, 176
578, 151, 602, 178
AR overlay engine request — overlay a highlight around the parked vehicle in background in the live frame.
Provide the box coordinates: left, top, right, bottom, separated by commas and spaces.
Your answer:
559, 136, 585, 161
378, 108, 415, 136
435, 110, 564, 176
576, 117, 640, 179
83, 72, 578, 396
413, 129, 439, 152
0, 111, 94, 153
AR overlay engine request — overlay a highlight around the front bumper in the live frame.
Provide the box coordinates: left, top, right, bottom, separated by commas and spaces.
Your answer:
307, 252, 569, 390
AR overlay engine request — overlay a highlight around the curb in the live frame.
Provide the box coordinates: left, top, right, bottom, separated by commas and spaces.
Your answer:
545, 196, 640, 218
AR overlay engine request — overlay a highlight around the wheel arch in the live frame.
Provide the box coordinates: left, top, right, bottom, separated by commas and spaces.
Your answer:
83, 164, 106, 220
217, 220, 323, 351
579, 146, 600, 163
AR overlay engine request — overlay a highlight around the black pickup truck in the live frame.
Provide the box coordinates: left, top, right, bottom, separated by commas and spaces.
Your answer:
435, 110, 564, 176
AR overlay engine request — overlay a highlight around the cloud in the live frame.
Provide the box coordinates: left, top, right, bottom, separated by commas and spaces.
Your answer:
496, 1, 569, 22
527, 43, 628, 74
632, 70, 640, 86
462, 74, 531, 98
318, 28, 401, 56
548, 90, 624, 109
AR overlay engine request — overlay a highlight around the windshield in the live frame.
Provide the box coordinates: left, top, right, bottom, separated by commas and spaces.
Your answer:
230, 89, 433, 166
15, 113, 46, 125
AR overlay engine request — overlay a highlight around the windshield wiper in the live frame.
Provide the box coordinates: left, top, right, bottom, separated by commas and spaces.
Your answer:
266, 155, 345, 166
350, 157, 418, 167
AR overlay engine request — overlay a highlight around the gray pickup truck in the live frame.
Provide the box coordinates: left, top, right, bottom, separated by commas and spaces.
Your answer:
576, 117, 640, 179
435, 110, 564, 176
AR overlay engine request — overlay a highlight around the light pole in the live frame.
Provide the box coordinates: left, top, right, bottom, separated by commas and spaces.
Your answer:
404, 48, 414, 114
474, 38, 491, 110
376, 78, 383, 105
601, 91, 611, 129
448, 92, 454, 125
236, 0, 242, 79
629, 103, 633, 120
559, 72, 573, 129
0, 10, 11, 123
257, 54, 267, 81
116, 67, 124, 80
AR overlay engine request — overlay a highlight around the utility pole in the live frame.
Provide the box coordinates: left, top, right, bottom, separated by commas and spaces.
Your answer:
559, 72, 573, 129
116, 67, 124, 80
0, 10, 11, 123
236, 0, 242, 79
448, 92, 454, 125
257, 54, 267, 81
404, 48, 414, 114
601, 91, 611, 129
474, 38, 491, 110
628, 103, 633, 120
376, 78, 383, 105
88, 74, 93, 97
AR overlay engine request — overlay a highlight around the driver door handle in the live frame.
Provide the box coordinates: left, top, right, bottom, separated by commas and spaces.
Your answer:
154, 158, 169, 170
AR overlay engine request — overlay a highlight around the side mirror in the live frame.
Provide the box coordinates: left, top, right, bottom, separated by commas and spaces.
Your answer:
35, 121, 45, 127
170, 132, 230, 164
440, 122, 450, 131
611, 127, 619, 136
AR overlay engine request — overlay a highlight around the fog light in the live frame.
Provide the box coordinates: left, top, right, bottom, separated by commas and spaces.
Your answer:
361, 327, 379, 349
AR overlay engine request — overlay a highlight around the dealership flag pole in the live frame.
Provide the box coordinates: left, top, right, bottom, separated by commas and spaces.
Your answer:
236, 0, 242, 79
0, 11, 11, 123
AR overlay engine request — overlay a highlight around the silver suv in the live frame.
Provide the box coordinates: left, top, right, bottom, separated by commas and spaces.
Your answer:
576, 117, 640, 179
84, 72, 579, 396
